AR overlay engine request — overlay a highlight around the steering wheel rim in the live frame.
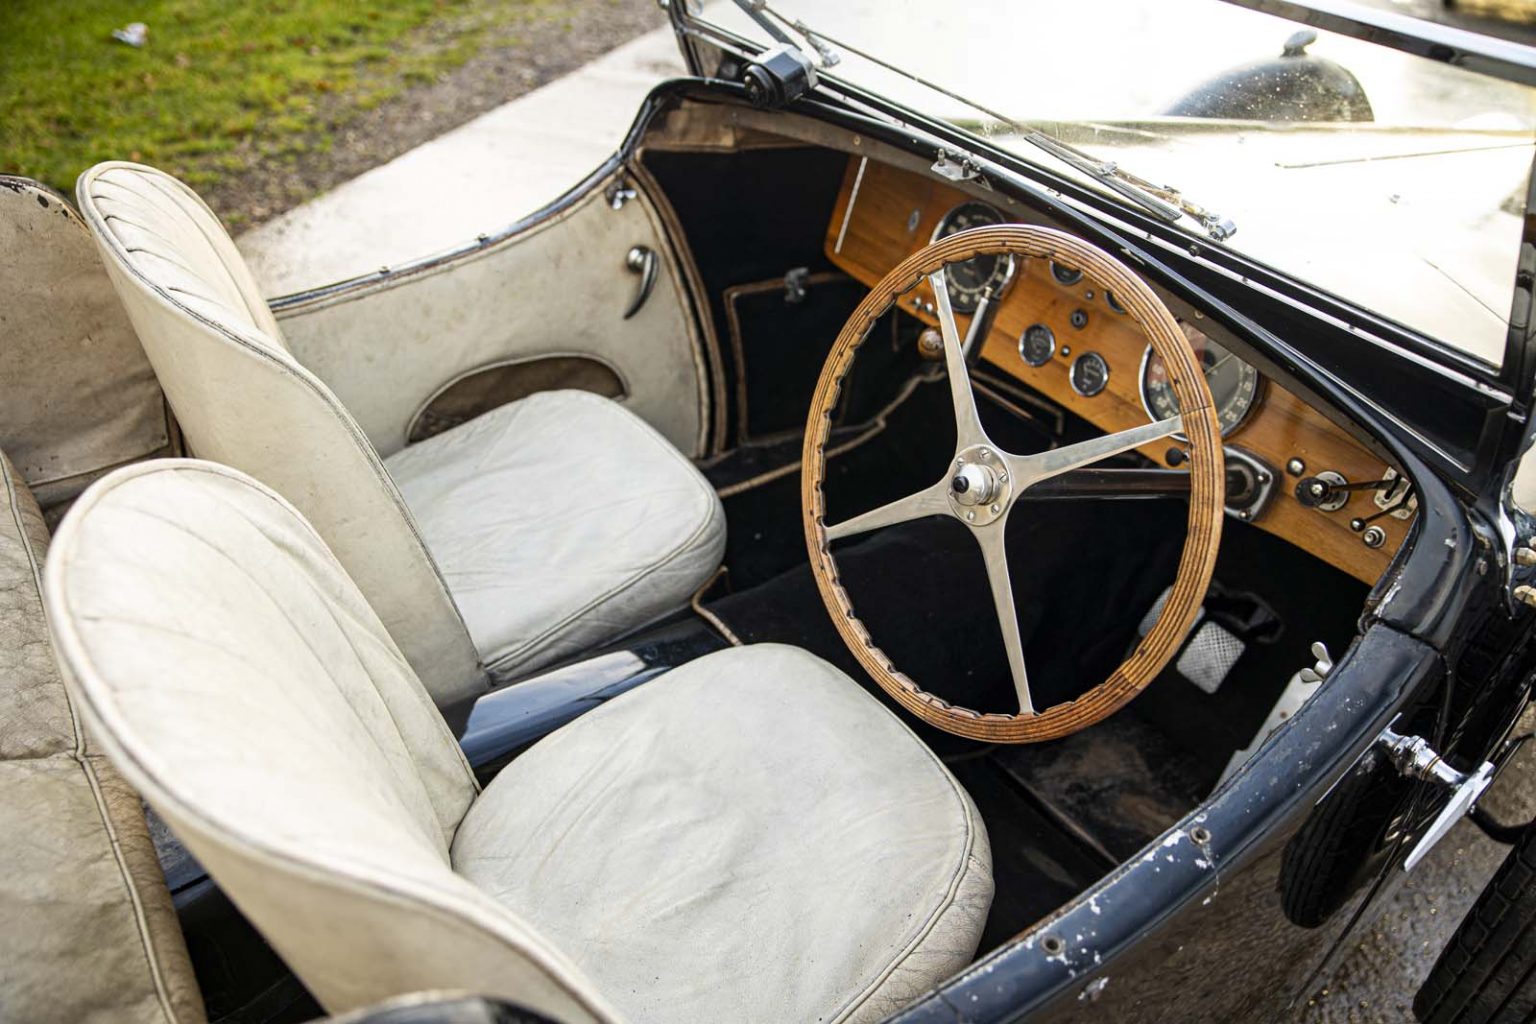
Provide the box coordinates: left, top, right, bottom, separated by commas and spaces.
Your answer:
802, 225, 1225, 743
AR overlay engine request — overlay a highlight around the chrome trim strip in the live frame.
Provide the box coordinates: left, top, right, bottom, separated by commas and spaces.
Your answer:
267, 153, 625, 313
833, 155, 867, 255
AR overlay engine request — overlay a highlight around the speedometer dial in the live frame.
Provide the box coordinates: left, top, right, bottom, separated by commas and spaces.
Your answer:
931, 201, 1014, 313
1139, 324, 1261, 437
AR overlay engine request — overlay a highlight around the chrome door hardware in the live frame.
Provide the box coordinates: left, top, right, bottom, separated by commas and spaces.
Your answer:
1298, 641, 1334, 684
1376, 727, 1495, 871
605, 181, 636, 210
623, 246, 657, 320
1219, 642, 1331, 783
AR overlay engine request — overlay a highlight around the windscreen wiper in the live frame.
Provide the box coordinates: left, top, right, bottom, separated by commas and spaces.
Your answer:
729, 0, 1236, 241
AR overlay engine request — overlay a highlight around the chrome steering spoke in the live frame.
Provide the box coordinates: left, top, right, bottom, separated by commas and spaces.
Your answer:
975, 517, 1034, 715
928, 271, 989, 451
824, 478, 953, 542
1008, 415, 1183, 490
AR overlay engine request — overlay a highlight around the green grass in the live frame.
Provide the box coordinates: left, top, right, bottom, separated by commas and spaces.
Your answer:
0, 0, 540, 201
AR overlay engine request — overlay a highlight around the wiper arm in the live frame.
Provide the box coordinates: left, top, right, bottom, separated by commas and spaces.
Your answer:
1015, 128, 1237, 241
729, 0, 841, 68
750, 3, 1236, 241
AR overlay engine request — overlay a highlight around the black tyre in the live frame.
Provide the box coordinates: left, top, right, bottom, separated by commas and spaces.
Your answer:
1415, 825, 1536, 1024
1279, 748, 1414, 927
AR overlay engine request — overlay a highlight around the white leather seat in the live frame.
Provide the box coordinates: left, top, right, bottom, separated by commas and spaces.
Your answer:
45, 460, 992, 1023
386, 389, 723, 675
75, 162, 725, 706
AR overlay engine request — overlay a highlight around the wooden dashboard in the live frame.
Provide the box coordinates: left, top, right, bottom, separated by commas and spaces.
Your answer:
824, 156, 1411, 585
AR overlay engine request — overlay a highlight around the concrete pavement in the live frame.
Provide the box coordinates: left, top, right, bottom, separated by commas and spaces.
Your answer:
237, 26, 687, 295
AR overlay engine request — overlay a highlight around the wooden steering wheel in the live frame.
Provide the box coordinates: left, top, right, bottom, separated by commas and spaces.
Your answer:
802, 225, 1225, 742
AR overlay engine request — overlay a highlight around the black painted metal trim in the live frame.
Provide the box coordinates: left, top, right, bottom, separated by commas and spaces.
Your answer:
1215, 0, 1536, 86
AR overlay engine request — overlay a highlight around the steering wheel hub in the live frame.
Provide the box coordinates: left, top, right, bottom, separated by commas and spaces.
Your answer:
948, 446, 1010, 524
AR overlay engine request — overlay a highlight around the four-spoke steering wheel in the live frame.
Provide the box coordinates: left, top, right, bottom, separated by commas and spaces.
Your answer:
802, 225, 1225, 742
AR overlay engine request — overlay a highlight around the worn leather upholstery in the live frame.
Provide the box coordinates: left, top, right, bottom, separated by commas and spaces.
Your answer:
0, 450, 204, 1024
76, 161, 724, 698
0, 177, 174, 511
455, 643, 995, 1024
47, 460, 992, 1023
386, 390, 724, 676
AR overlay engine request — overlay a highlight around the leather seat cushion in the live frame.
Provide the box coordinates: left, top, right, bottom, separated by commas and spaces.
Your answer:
452, 643, 994, 1024
1, 451, 204, 1023
385, 390, 725, 677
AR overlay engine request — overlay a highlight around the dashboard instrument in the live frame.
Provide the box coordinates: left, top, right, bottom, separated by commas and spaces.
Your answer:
930, 201, 1014, 311
823, 155, 1412, 584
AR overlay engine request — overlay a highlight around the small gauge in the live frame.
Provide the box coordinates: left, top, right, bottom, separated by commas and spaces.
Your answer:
1139, 325, 1262, 437
1070, 352, 1110, 397
931, 201, 1014, 313
1019, 323, 1056, 367
1105, 290, 1127, 314
1051, 261, 1084, 287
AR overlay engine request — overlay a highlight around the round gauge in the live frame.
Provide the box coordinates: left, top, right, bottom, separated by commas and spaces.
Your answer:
1105, 290, 1127, 314
1019, 323, 1056, 367
1070, 351, 1110, 397
1139, 325, 1261, 437
932, 202, 1013, 312
1051, 261, 1084, 287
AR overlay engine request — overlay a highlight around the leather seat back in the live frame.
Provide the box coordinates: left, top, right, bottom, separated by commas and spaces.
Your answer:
46, 460, 617, 1022
76, 163, 484, 712
1, 450, 205, 1023
0, 176, 176, 511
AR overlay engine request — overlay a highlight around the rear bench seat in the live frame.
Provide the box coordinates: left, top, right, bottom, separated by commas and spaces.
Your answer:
0, 452, 205, 1022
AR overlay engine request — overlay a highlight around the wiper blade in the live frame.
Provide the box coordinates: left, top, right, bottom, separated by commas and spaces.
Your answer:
750, 2, 1236, 241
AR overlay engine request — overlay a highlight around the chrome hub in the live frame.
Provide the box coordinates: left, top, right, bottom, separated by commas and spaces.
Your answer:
948, 445, 1011, 526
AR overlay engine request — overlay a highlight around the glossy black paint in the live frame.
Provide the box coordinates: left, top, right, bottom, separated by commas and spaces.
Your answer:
1216, 0, 1536, 86
1163, 49, 1375, 122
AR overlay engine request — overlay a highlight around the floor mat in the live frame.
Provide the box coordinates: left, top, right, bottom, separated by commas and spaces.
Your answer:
948, 757, 1112, 953
989, 713, 1211, 863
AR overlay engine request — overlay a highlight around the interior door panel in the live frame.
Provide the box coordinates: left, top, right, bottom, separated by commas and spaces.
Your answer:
272, 167, 710, 458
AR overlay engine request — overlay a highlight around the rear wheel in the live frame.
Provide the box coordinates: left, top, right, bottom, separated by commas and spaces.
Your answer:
1416, 824, 1536, 1023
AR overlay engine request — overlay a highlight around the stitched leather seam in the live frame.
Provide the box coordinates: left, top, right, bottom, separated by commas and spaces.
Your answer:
824, 662, 987, 1024
98, 469, 480, 816
48, 461, 616, 1023
479, 392, 724, 672
3, 457, 186, 1023
79, 167, 486, 703
139, 172, 276, 334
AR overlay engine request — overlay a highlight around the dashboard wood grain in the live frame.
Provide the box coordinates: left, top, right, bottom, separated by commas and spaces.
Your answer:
824, 156, 1409, 585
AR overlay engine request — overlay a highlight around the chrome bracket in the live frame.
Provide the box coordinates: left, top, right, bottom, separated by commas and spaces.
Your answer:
1377, 727, 1496, 872
605, 180, 637, 211
1219, 642, 1331, 783
932, 149, 981, 182
1223, 446, 1276, 523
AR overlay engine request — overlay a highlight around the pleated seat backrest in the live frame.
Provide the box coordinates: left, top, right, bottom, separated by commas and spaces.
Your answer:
75, 162, 484, 712
44, 460, 618, 1021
